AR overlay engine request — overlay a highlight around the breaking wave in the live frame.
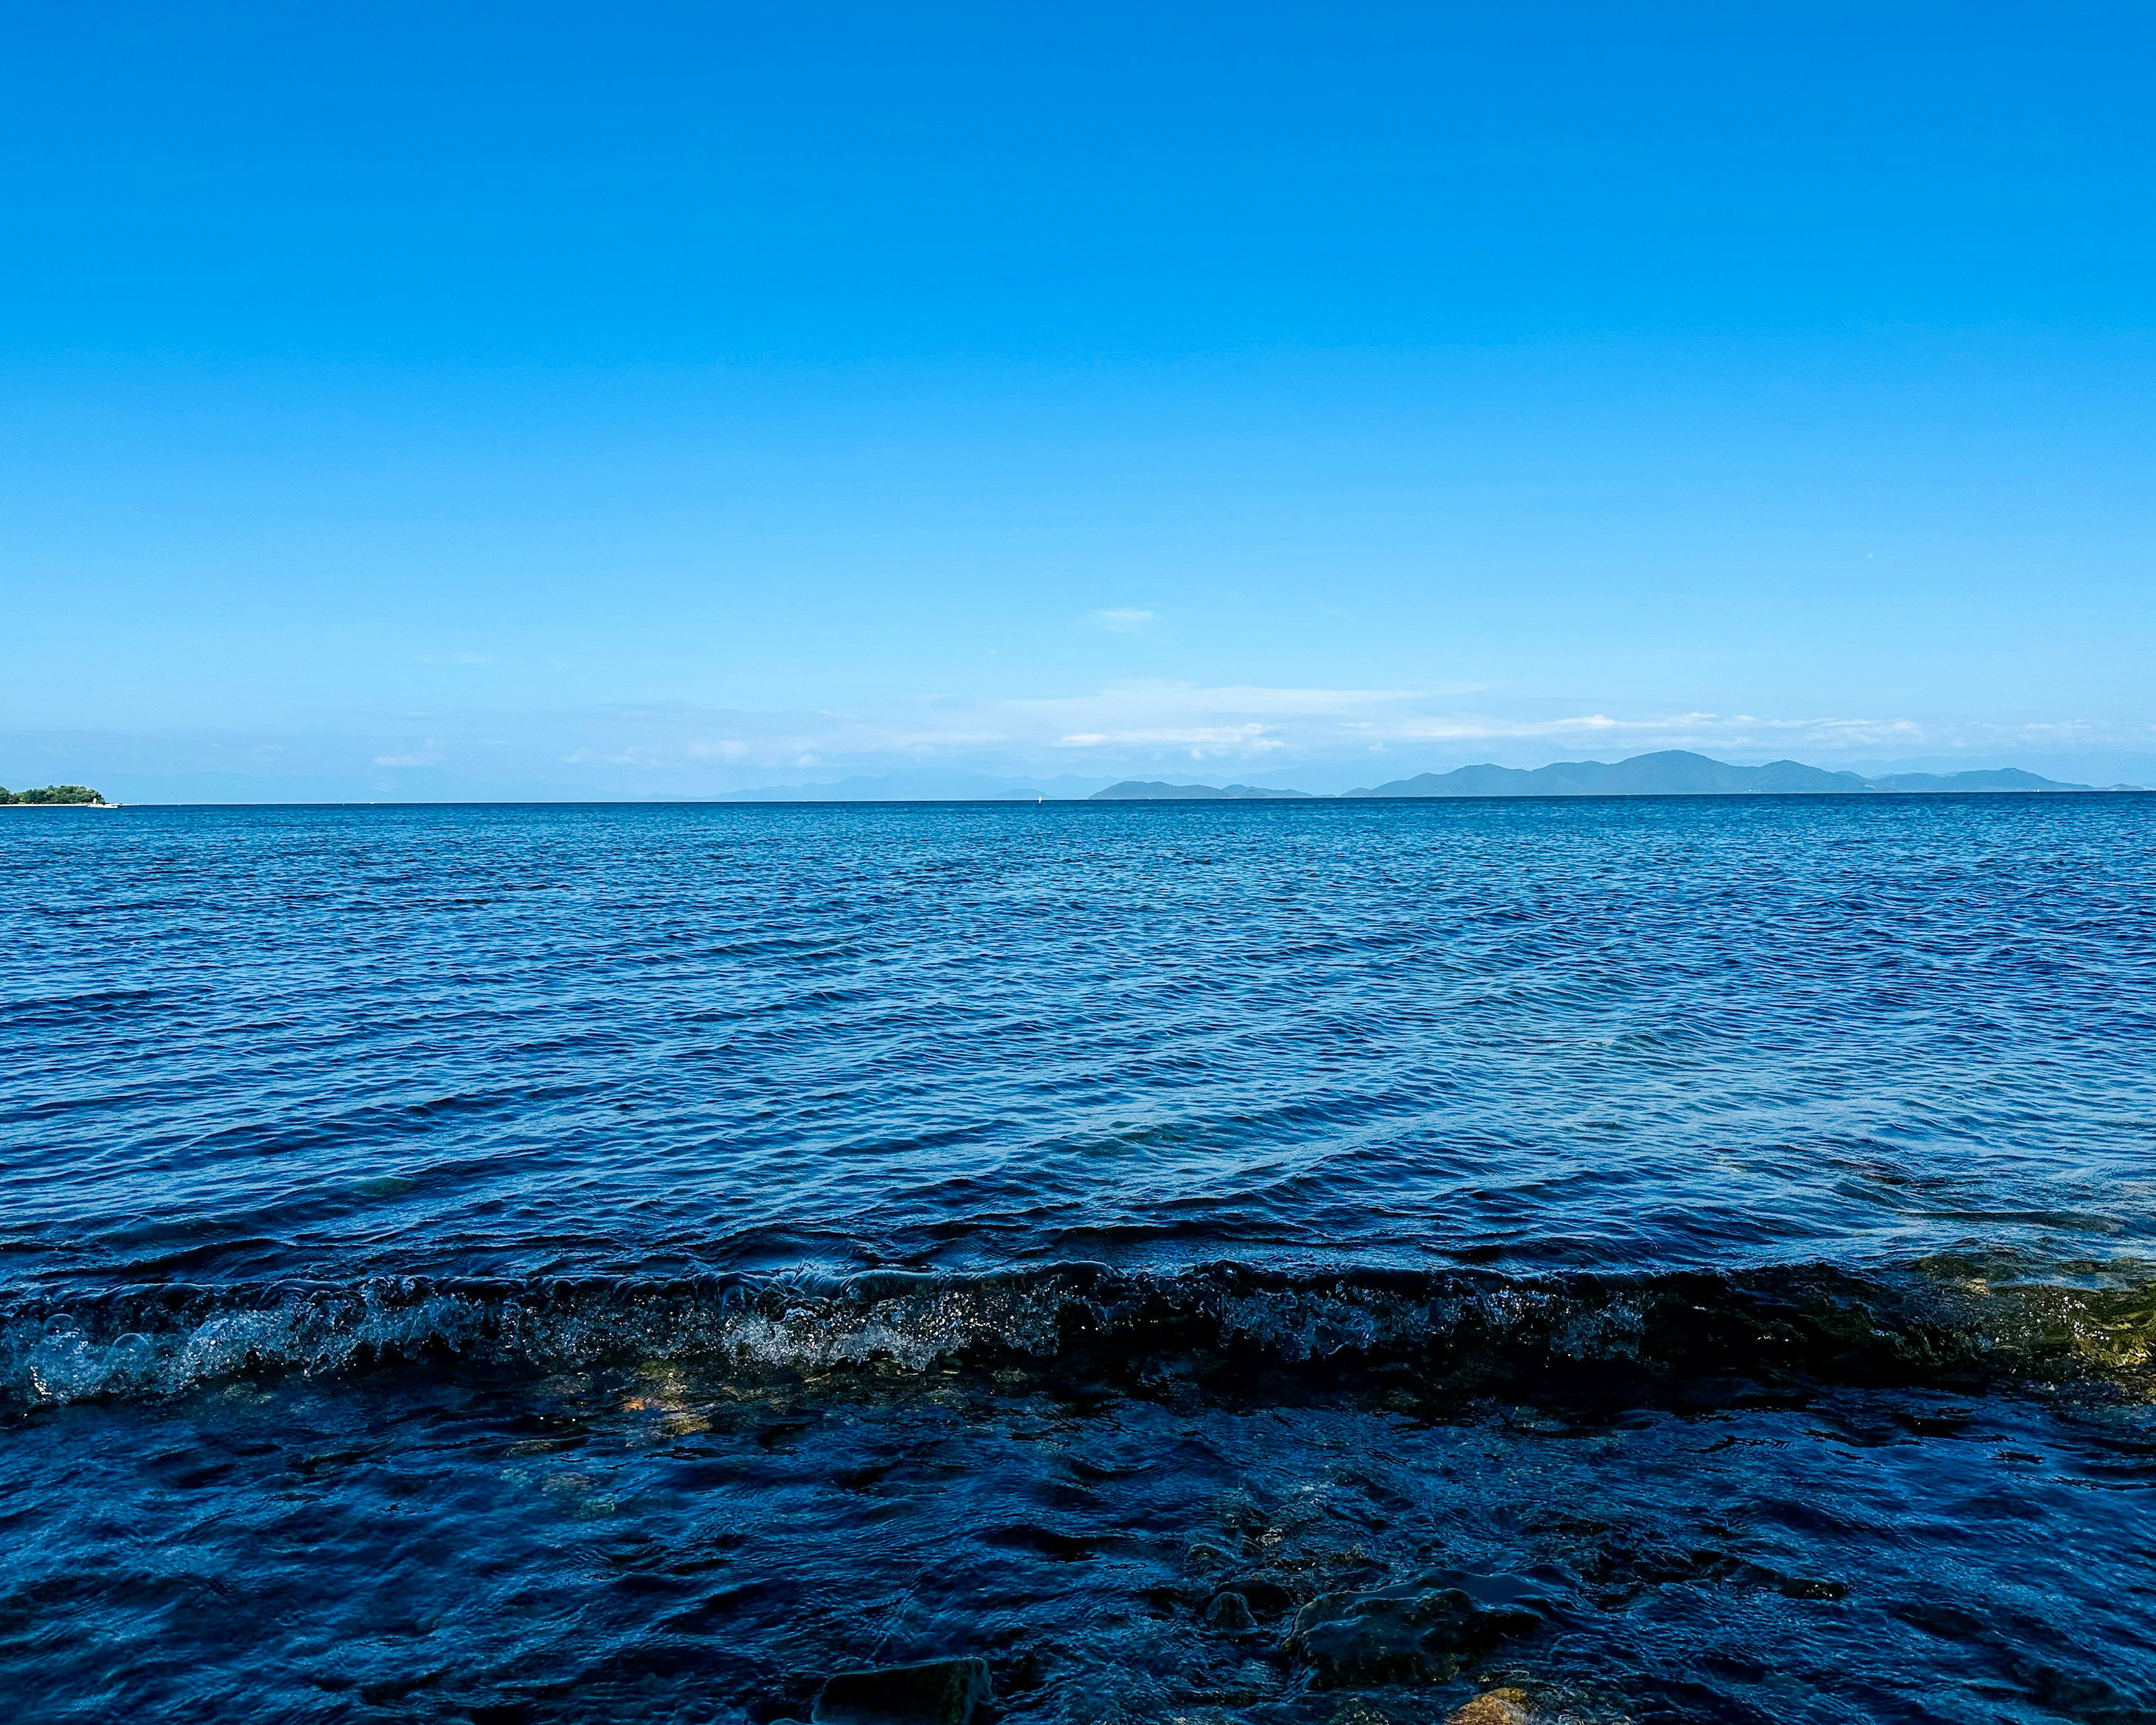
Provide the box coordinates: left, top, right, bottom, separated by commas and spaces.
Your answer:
10, 1258, 2155, 1407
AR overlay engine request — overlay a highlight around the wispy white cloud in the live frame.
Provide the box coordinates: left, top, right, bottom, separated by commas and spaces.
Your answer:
1057, 723, 1285, 755
372, 741, 446, 766
1091, 608, 1155, 633
534, 686, 2021, 777
23, 701, 2156, 801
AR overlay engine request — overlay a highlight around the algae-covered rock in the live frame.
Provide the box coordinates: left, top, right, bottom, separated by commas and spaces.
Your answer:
1447, 1689, 1533, 1724
812, 1658, 991, 1725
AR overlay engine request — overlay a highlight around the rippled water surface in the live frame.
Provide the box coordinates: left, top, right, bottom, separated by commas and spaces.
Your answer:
4, 798, 2154, 1723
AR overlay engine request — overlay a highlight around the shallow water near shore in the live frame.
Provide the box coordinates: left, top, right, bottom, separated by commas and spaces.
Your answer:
4, 797, 2154, 1722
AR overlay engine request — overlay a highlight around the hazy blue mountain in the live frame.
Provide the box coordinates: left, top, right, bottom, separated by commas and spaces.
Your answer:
1089, 781, 1315, 800
1866, 767, 2089, 792
715, 772, 1103, 801
1345, 750, 1872, 797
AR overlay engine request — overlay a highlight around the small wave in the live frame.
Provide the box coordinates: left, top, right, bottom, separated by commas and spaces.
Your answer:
6, 1259, 2153, 1407
0, 984, 161, 1028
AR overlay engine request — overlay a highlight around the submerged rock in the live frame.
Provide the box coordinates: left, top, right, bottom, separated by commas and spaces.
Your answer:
1204, 1590, 1258, 1632
1447, 1690, 1533, 1725
1210, 1576, 1296, 1619
1288, 1576, 1542, 1689
811, 1658, 992, 1725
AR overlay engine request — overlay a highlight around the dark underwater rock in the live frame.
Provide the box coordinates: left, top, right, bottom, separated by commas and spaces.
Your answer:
811, 1658, 992, 1725
1204, 1590, 1258, 1631
1287, 1576, 1541, 1687
1209, 1575, 1295, 1618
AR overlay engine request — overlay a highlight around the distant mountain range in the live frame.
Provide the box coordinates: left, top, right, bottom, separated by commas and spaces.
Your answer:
1090, 781, 1314, 800
715, 772, 1100, 801
1089, 751, 2109, 800
1861, 768, 2092, 793
1347, 752, 2095, 797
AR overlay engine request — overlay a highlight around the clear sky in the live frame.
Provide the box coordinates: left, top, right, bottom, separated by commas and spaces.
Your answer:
6, 2, 2154, 798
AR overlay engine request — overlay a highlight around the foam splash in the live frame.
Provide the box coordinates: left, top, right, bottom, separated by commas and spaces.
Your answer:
6, 1260, 2153, 1407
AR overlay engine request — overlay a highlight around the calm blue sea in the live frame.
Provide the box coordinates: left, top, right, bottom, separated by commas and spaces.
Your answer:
4, 798, 2153, 1723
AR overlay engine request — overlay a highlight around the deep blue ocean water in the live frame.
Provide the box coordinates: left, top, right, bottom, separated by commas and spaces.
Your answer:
4, 798, 2154, 1724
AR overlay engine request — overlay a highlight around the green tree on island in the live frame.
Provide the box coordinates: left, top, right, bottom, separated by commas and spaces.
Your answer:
0, 784, 106, 804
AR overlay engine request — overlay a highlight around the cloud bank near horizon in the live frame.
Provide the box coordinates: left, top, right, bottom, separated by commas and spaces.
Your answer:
11, 685, 2156, 801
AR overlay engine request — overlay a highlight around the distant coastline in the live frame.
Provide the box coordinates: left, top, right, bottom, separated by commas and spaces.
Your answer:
1086, 750, 2140, 801
1089, 780, 1314, 801
21, 754, 2153, 806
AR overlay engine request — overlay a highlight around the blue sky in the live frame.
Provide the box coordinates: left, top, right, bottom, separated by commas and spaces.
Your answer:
5, 2, 2154, 797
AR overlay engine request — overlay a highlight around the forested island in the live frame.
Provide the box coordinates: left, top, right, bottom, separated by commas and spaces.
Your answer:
0, 784, 107, 804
